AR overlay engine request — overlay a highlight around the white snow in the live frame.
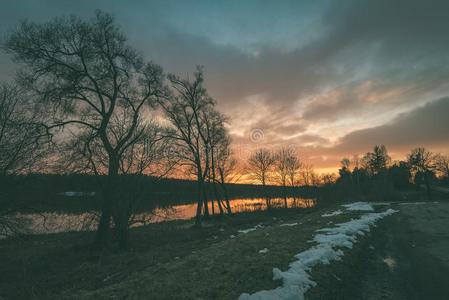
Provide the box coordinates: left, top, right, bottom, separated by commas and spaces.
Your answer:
238, 208, 398, 300
322, 210, 343, 217
398, 202, 427, 205
259, 248, 269, 254
59, 191, 95, 197
383, 256, 397, 270
238, 224, 264, 234
280, 222, 298, 227
342, 202, 374, 211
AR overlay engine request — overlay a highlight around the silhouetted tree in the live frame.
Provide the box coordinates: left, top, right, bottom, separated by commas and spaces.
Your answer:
338, 157, 352, 183
362, 145, 391, 177
388, 161, 412, 189
157, 67, 225, 224
321, 173, 337, 185
0, 83, 48, 175
5, 11, 167, 249
214, 133, 236, 215
247, 148, 275, 186
300, 163, 316, 186
274, 147, 296, 188
285, 153, 301, 186
407, 147, 436, 199
0, 83, 49, 237
435, 154, 449, 183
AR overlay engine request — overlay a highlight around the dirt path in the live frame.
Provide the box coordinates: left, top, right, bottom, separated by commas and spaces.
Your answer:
309, 201, 449, 300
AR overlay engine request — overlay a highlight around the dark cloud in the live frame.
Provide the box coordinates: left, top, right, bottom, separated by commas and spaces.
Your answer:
1, 0, 449, 171
334, 97, 449, 153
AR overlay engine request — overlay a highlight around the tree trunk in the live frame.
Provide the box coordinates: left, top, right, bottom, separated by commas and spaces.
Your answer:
195, 175, 203, 226
202, 187, 210, 218
95, 157, 119, 248
218, 171, 232, 215
114, 209, 129, 251
425, 173, 432, 200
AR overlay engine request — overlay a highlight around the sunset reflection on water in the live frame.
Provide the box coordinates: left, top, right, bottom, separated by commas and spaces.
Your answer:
9, 197, 315, 236
143, 197, 315, 222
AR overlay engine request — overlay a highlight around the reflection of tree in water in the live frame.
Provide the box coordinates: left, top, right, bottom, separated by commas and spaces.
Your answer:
7, 197, 316, 236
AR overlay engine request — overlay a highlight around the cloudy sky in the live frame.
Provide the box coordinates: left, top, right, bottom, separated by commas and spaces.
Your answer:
1, 0, 449, 173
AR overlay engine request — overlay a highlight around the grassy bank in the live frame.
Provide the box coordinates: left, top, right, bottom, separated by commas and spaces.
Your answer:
1, 198, 382, 300
1, 205, 330, 299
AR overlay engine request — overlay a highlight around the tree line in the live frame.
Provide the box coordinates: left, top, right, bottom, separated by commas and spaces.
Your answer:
245, 147, 332, 187
335, 145, 449, 201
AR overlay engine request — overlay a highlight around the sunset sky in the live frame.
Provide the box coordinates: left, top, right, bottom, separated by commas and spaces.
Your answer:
1, 0, 449, 174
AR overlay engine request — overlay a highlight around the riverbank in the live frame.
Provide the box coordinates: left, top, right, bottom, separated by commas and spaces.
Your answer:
2, 199, 449, 299
0, 206, 322, 299
0, 174, 318, 213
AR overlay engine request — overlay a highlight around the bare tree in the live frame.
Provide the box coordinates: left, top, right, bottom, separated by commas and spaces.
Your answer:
247, 148, 275, 186
285, 153, 301, 187
0, 83, 49, 237
5, 11, 167, 249
215, 135, 239, 214
203, 109, 233, 215
435, 154, 449, 181
274, 148, 291, 187
321, 173, 337, 185
300, 163, 315, 186
407, 147, 436, 200
157, 67, 225, 224
0, 83, 48, 175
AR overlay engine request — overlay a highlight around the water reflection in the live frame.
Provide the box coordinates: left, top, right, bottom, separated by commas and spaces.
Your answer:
149, 197, 315, 222
7, 197, 315, 236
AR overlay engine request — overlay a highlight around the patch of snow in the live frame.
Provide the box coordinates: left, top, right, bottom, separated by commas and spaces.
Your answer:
280, 222, 298, 227
322, 210, 343, 217
383, 256, 397, 270
238, 224, 263, 234
238, 208, 398, 300
399, 202, 428, 205
59, 191, 95, 197
370, 202, 392, 206
259, 248, 269, 254
230, 235, 236, 238
342, 202, 374, 211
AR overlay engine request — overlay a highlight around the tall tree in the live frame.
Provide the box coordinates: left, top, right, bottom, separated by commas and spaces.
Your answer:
435, 154, 449, 182
274, 148, 292, 188
5, 11, 167, 248
0, 83, 49, 237
363, 145, 391, 177
0, 83, 48, 175
157, 67, 224, 224
285, 153, 301, 187
338, 157, 352, 183
215, 135, 238, 214
247, 148, 275, 186
407, 147, 436, 199
300, 163, 315, 186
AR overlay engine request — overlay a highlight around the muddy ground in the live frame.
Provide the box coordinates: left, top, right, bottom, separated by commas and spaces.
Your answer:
308, 201, 449, 300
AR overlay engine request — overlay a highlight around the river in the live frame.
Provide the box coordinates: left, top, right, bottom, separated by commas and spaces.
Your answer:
7, 196, 315, 235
